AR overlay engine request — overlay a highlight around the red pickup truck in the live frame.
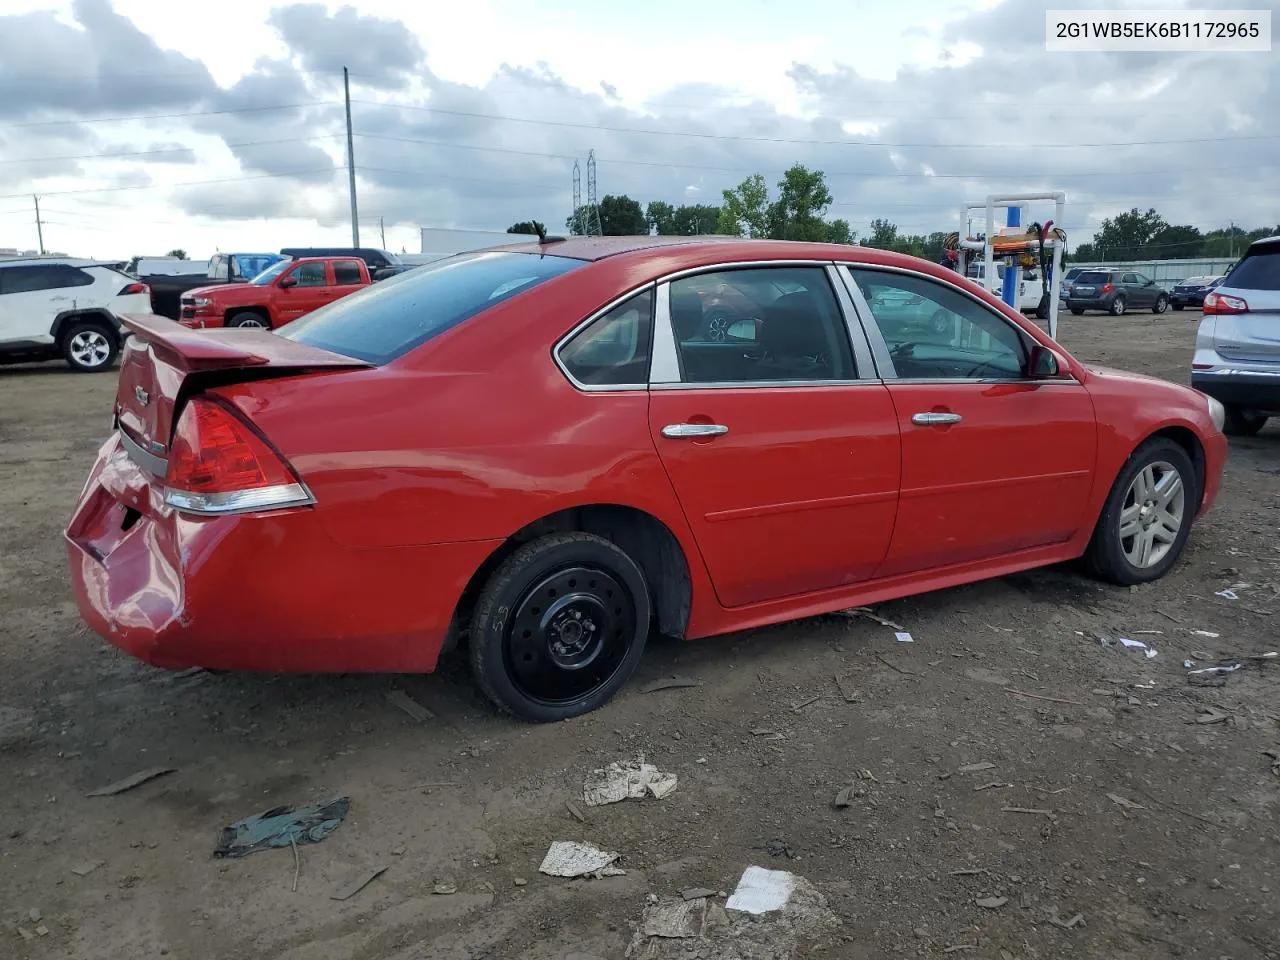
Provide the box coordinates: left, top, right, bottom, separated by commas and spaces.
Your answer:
178, 256, 371, 330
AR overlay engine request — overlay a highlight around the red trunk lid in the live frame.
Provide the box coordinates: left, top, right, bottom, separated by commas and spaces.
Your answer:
114, 313, 371, 457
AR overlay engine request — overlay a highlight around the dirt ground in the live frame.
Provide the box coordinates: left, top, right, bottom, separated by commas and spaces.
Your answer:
2, 310, 1278, 960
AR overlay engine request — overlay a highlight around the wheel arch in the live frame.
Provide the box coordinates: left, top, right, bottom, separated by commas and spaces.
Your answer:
1137, 424, 1207, 510
225, 306, 272, 326
50, 309, 120, 344
446, 503, 694, 655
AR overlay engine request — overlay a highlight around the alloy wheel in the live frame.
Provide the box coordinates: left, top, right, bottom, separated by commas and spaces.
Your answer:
1118, 460, 1185, 568
69, 330, 112, 368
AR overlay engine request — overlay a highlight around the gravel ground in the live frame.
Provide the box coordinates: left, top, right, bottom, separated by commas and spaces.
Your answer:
1, 310, 1278, 960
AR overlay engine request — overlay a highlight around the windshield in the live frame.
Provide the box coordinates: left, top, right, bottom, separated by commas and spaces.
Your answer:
380, 250, 403, 265
250, 260, 292, 285
280, 250, 586, 364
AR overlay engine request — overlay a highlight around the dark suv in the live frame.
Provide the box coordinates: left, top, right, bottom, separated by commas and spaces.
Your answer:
1063, 270, 1170, 316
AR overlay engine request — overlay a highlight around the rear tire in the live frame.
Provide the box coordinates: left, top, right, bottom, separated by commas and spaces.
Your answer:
1084, 437, 1196, 586
1172, 303, 1184, 312
1223, 406, 1268, 437
468, 532, 651, 722
1109, 297, 1127, 316
1153, 294, 1168, 314
62, 321, 119, 372
1069, 307, 1084, 316
229, 311, 270, 329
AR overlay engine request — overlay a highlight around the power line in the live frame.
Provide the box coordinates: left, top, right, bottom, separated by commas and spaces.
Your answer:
0, 135, 345, 166
0, 167, 338, 201
0, 101, 338, 130
350, 98, 1279, 150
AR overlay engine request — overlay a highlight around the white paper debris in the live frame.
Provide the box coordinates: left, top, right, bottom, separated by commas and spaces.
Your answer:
583, 756, 678, 807
726, 866, 795, 915
894, 632, 914, 643
1117, 637, 1158, 659
643, 898, 708, 938
1192, 630, 1220, 638
538, 840, 620, 878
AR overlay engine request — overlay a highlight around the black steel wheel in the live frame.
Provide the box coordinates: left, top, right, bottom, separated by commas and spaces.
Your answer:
469, 532, 650, 722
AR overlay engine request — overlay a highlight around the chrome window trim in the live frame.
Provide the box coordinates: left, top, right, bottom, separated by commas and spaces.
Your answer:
551, 282, 657, 393
825, 262, 882, 380
836, 263, 1081, 385
657, 260, 867, 389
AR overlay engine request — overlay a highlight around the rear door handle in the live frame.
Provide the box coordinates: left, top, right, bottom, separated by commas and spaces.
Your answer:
662, 423, 729, 438
911, 412, 963, 426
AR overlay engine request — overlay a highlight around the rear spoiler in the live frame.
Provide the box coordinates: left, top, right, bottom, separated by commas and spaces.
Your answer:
120, 313, 372, 372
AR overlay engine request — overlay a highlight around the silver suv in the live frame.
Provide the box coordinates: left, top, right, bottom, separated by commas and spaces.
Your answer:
1191, 237, 1280, 436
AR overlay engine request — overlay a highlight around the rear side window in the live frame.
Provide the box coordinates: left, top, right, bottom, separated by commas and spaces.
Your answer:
332, 260, 363, 285
559, 288, 654, 387
1223, 246, 1280, 291
0, 264, 93, 294
281, 251, 586, 364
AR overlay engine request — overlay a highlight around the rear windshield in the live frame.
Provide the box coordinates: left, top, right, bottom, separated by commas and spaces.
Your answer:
279, 250, 585, 364
1223, 246, 1280, 291
1075, 271, 1109, 284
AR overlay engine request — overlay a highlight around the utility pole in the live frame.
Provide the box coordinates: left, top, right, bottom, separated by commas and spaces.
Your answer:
33, 195, 45, 255
1229, 220, 1235, 259
343, 67, 360, 247
379, 216, 386, 248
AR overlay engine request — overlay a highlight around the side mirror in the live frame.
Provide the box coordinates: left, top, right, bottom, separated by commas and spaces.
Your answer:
278, 275, 297, 289
1029, 344, 1067, 379
1146, 279, 1155, 286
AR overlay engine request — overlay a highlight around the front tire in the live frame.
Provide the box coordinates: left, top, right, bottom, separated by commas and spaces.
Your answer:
1085, 438, 1196, 585
468, 532, 651, 722
229, 311, 270, 329
1224, 406, 1268, 437
62, 322, 119, 372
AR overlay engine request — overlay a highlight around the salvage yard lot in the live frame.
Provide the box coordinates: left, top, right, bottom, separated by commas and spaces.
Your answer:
2, 312, 1278, 959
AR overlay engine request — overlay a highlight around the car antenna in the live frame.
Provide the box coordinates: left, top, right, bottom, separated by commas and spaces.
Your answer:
531, 221, 566, 245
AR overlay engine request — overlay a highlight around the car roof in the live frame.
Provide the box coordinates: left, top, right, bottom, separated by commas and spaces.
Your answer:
0, 257, 110, 269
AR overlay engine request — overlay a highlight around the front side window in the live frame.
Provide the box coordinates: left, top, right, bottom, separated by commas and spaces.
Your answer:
281, 250, 586, 364
291, 262, 327, 287
849, 268, 1029, 380
1122, 273, 1139, 284
668, 266, 855, 383
558, 289, 653, 386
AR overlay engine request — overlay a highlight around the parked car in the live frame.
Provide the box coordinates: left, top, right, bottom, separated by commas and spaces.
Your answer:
1063, 270, 1170, 316
178, 257, 372, 329
140, 252, 287, 320
0, 257, 151, 371
1191, 236, 1280, 436
966, 261, 1042, 314
1170, 276, 1224, 312
67, 237, 1227, 722
1056, 267, 1086, 301
279, 247, 407, 281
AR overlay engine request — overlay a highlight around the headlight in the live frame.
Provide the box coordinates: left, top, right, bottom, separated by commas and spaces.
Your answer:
193, 297, 212, 307
1205, 395, 1225, 432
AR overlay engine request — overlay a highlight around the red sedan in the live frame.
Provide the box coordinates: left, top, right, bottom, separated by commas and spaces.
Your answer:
66, 237, 1228, 722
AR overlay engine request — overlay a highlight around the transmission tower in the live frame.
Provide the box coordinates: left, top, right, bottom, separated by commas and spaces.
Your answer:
585, 149, 603, 236
571, 159, 583, 235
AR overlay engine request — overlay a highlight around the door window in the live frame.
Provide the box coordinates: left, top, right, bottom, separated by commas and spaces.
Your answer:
668, 267, 855, 383
0, 264, 93, 294
849, 268, 1030, 380
332, 260, 363, 285
1122, 273, 1139, 284
559, 289, 654, 387
292, 262, 327, 286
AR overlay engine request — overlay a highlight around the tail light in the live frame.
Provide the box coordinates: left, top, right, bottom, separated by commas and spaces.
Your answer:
118, 282, 150, 296
1203, 292, 1248, 315
163, 397, 312, 515
1101, 283, 1113, 294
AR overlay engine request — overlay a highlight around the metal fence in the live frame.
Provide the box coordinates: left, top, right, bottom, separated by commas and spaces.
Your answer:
1066, 257, 1237, 289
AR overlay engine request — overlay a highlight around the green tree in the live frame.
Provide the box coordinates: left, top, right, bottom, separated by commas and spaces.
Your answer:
671, 204, 721, 235
166, 248, 187, 259
646, 201, 676, 235
1147, 224, 1202, 258
506, 221, 544, 235
825, 219, 855, 244
765, 164, 833, 241
922, 231, 948, 263
865, 218, 899, 250
596, 195, 647, 235
718, 173, 770, 238
1091, 207, 1167, 261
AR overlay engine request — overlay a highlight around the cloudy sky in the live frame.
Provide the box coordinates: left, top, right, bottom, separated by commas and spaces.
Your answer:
0, 0, 1274, 260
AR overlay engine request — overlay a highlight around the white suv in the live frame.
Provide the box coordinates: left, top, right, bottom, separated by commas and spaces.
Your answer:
0, 258, 152, 372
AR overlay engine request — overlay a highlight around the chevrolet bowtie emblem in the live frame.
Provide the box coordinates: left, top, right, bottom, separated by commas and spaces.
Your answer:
135, 386, 150, 406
